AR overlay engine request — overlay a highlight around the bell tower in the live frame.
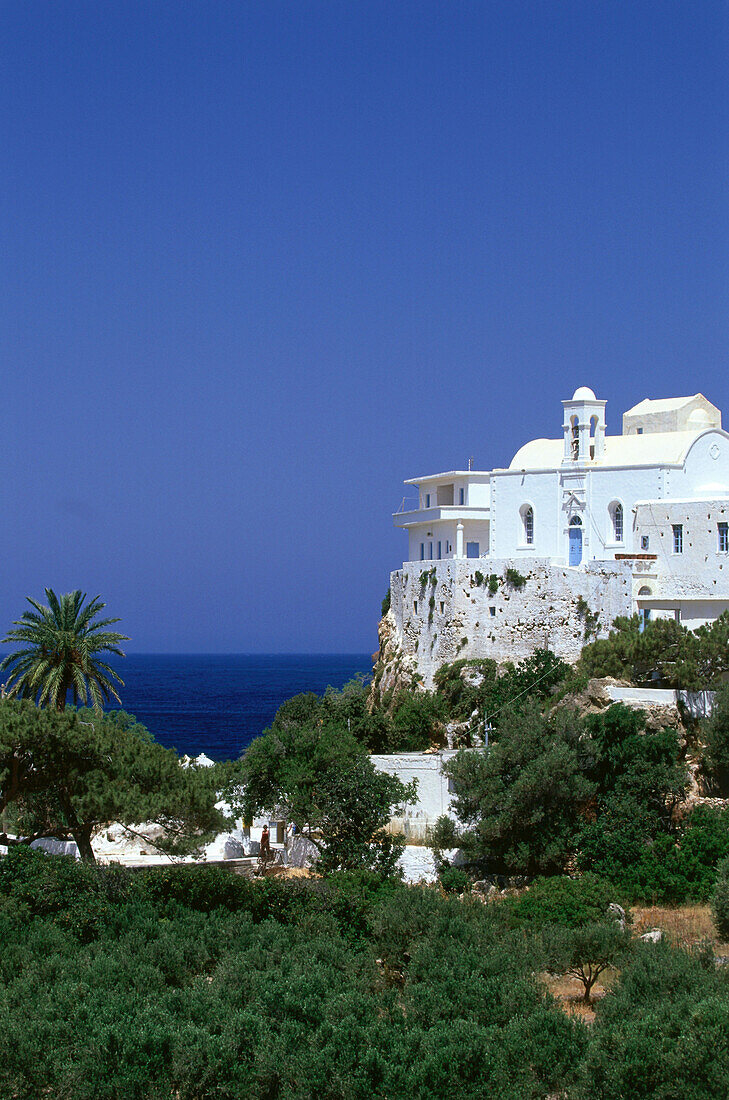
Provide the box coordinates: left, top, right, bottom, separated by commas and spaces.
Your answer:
562, 386, 607, 462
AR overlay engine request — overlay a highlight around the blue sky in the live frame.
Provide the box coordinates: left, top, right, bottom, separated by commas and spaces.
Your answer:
1, 2, 727, 652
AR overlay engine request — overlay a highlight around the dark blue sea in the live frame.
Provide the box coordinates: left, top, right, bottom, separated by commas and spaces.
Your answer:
106, 654, 372, 761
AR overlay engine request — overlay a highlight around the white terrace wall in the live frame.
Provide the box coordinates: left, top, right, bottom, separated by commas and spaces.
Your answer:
390, 557, 633, 689
371, 751, 459, 841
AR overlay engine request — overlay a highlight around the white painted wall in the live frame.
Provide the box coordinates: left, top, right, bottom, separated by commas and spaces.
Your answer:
371, 750, 458, 840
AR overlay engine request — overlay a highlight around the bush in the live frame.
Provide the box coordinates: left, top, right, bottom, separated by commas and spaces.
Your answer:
439, 866, 470, 895
505, 567, 526, 590
505, 874, 624, 930
381, 587, 391, 616
701, 682, 729, 793
712, 856, 729, 939
575, 941, 729, 1097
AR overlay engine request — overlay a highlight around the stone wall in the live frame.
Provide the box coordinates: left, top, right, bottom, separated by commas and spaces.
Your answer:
388, 557, 633, 689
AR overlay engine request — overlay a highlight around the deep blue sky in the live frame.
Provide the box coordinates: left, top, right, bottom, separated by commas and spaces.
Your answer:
1, 2, 727, 652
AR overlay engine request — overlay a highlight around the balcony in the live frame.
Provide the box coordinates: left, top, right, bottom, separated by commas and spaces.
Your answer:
393, 501, 491, 528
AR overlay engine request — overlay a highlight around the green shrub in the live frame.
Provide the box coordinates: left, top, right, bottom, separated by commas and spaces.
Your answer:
505, 567, 526, 589
488, 574, 499, 594
474, 570, 485, 587
701, 682, 729, 793
712, 856, 729, 939
381, 587, 391, 616
505, 874, 624, 930
439, 866, 470, 895
575, 940, 729, 1096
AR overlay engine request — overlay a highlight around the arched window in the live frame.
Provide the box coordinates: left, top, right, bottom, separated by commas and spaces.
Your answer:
522, 506, 534, 545
571, 416, 579, 459
589, 415, 599, 459
638, 585, 652, 596
609, 502, 624, 542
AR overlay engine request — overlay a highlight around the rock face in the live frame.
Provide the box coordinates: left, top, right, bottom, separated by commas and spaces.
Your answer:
369, 609, 422, 711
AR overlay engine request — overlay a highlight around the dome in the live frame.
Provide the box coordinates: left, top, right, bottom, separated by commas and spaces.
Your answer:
687, 408, 712, 428
572, 386, 596, 401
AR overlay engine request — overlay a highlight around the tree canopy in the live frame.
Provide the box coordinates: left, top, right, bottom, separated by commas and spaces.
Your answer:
577, 612, 729, 690
0, 700, 226, 861
1, 589, 129, 710
443, 700, 593, 875
232, 712, 416, 874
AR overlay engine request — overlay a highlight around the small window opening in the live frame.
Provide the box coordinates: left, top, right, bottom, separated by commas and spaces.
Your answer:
439, 601, 444, 613
673, 524, 683, 554
719, 522, 728, 553
489, 606, 496, 617
641, 535, 650, 551
523, 506, 534, 545
459, 487, 465, 505
420, 543, 425, 561
414, 600, 418, 614
612, 503, 623, 542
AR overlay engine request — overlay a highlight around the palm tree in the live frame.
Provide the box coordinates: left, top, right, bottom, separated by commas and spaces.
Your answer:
0, 589, 129, 710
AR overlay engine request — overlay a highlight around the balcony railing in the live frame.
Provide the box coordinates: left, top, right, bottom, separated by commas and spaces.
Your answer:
395, 497, 421, 514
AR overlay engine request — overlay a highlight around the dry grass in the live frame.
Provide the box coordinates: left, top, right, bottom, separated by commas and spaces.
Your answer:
631, 903, 729, 954
542, 970, 618, 1024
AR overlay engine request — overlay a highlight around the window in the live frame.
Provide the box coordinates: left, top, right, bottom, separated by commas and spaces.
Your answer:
719, 522, 729, 553
420, 543, 425, 561
523, 506, 534, 545
414, 600, 418, 614
459, 487, 465, 506
673, 524, 683, 554
610, 502, 623, 542
428, 541, 433, 559
439, 601, 444, 613
489, 605, 496, 617
641, 535, 650, 551
437, 541, 442, 560
425, 493, 431, 508
636, 427, 643, 435
571, 417, 579, 458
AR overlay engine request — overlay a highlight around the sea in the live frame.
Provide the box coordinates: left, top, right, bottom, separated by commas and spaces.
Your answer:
105, 654, 373, 762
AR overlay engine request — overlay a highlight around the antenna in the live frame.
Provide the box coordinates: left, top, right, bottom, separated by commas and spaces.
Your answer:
468, 456, 473, 471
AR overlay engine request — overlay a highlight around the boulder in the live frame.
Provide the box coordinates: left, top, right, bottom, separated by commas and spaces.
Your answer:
607, 902, 627, 929
640, 928, 663, 943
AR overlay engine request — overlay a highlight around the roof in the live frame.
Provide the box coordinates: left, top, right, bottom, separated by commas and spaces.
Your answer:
404, 470, 491, 486
507, 430, 714, 471
624, 396, 700, 415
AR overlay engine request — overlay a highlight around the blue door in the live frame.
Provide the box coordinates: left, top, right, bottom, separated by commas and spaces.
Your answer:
466, 541, 480, 558
568, 519, 583, 565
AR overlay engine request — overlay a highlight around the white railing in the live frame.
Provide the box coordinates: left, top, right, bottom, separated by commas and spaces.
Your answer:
394, 497, 421, 514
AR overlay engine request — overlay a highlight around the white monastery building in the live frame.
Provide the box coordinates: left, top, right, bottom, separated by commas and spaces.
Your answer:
389, 389, 729, 687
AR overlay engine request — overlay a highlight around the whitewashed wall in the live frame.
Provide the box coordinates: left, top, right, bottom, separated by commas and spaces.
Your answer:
371, 750, 459, 840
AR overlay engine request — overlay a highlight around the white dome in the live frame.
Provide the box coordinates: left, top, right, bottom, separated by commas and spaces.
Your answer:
687, 408, 712, 428
572, 386, 596, 401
